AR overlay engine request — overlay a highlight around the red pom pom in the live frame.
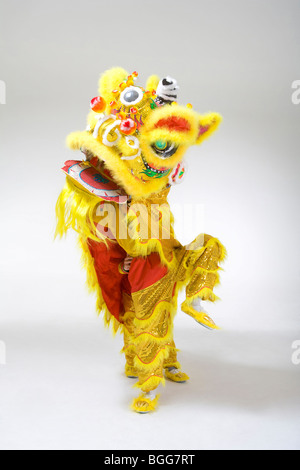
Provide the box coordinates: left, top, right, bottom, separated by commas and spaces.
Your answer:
119, 118, 137, 135
90, 96, 106, 113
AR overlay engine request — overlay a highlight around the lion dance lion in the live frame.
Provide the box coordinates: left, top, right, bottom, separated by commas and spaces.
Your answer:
56, 67, 226, 413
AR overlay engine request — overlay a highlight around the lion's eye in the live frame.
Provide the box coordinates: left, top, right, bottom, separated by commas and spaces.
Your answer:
151, 141, 178, 158
154, 140, 168, 150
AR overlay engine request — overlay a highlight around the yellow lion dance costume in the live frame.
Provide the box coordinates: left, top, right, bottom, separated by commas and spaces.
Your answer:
56, 67, 226, 413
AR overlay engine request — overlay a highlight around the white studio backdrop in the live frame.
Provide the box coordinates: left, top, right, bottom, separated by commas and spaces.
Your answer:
0, 0, 299, 450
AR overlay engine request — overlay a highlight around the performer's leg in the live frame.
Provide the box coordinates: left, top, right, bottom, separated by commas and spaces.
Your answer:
163, 339, 190, 383
122, 292, 138, 378
163, 339, 180, 370
123, 296, 189, 383
178, 234, 226, 329
127, 254, 177, 412
132, 296, 172, 393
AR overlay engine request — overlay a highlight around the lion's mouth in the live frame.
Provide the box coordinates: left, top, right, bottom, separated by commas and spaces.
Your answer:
141, 155, 170, 179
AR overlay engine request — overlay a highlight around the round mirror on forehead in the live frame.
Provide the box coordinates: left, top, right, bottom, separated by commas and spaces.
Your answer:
120, 86, 143, 106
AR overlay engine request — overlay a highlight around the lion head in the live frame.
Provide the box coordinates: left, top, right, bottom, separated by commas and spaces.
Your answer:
66, 67, 222, 198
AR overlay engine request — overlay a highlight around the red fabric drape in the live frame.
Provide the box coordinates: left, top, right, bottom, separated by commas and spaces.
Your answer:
88, 239, 168, 322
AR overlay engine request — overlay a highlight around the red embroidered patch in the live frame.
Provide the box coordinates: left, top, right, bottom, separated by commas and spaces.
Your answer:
154, 116, 191, 132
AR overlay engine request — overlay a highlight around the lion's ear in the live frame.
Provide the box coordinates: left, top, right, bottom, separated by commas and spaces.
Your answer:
146, 74, 160, 92
98, 67, 129, 104
195, 113, 222, 145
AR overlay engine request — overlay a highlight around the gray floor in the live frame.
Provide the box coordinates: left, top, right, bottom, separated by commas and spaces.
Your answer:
0, 315, 299, 450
